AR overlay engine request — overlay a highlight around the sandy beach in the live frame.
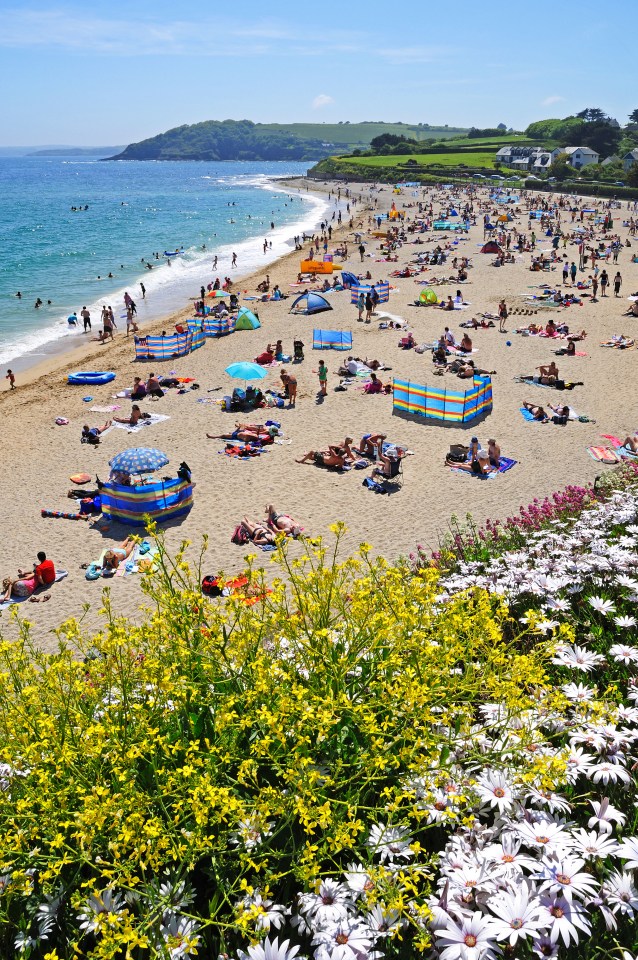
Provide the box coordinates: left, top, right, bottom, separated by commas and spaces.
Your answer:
2, 178, 637, 649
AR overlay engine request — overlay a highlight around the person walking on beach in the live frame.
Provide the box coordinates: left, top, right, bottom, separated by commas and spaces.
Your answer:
600, 269, 609, 297
140, 282, 146, 300
102, 307, 114, 341
280, 369, 297, 407
318, 360, 328, 396
212, 255, 218, 270
5, 369, 15, 390
231, 252, 237, 268
570, 262, 577, 285
359, 243, 365, 262
498, 298, 508, 333
357, 291, 365, 321
81, 306, 91, 332
614, 271, 622, 296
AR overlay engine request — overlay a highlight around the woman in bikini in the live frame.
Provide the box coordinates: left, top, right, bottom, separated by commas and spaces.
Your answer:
266, 505, 302, 537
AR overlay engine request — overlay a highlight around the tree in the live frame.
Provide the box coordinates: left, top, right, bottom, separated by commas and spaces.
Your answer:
548, 153, 571, 181
580, 121, 621, 157
577, 107, 608, 123
627, 164, 638, 188
628, 109, 638, 126
370, 133, 406, 152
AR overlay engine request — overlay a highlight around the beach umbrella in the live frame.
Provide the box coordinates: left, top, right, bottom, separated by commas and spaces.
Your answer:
109, 447, 169, 474
225, 361, 268, 382
207, 289, 227, 298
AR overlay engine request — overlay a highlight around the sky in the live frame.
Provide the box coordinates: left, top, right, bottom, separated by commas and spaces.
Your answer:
0, 0, 636, 147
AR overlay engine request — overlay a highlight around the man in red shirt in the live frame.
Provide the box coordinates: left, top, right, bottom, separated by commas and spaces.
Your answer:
34, 552, 56, 586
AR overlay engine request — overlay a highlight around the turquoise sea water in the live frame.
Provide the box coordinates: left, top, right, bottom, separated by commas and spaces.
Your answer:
0, 158, 328, 367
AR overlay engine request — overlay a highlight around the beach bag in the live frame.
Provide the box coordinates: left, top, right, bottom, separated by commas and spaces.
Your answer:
448, 444, 468, 463
202, 575, 223, 597
555, 379, 565, 390
231, 524, 249, 545
177, 461, 192, 483
552, 414, 568, 425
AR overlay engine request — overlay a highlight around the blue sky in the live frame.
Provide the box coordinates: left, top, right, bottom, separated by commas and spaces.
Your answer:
0, 0, 636, 146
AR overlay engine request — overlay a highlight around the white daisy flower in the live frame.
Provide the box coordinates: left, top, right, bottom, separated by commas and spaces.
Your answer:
475, 770, 516, 814
238, 937, 302, 960
569, 828, 619, 860
517, 819, 569, 855
298, 880, 352, 926
435, 911, 499, 960
603, 870, 638, 916
366, 823, 413, 863
617, 836, 638, 871
613, 618, 638, 631
562, 683, 596, 703
552, 645, 605, 672
539, 854, 599, 902
539, 893, 591, 947
487, 882, 549, 946
588, 798, 626, 834
590, 761, 631, 785
531, 933, 559, 958
311, 919, 372, 960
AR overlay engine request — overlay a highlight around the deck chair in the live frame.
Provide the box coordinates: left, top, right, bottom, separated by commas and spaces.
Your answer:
373, 454, 404, 489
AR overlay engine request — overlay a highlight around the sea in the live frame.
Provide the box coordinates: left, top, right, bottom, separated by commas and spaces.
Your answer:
0, 158, 332, 369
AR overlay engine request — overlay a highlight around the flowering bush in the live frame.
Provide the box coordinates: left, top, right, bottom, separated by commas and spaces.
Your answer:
1, 473, 638, 960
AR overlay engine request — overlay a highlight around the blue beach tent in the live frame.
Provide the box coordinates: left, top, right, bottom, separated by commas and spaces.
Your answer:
290, 292, 333, 315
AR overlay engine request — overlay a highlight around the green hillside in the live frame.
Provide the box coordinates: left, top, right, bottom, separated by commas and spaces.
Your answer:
108, 120, 469, 162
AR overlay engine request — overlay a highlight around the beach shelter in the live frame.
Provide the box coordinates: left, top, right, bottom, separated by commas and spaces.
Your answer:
350, 282, 390, 305
393, 376, 493, 424
449, 209, 459, 217
100, 477, 194, 526
481, 241, 503, 254
235, 307, 261, 330
419, 288, 439, 304
289, 292, 333, 315
497, 213, 513, 222
341, 271, 359, 288
312, 329, 353, 351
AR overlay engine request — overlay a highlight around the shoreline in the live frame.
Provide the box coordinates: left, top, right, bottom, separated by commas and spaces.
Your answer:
2, 175, 334, 382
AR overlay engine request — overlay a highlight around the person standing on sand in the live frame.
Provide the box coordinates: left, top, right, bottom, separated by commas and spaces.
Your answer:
318, 360, 328, 396
614, 271, 622, 297
498, 298, 508, 333
5, 369, 15, 390
140, 282, 146, 299
359, 243, 365, 262
81, 306, 91, 332
231, 252, 237, 268
600, 269, 609, 297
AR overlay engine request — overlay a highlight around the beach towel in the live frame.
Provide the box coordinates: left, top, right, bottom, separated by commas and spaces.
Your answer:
448, 456, 518, 479
113, 542, 158, 577
0, 570, 68, 607
587, 446, 620, 464
601, 435, 638, 459
111, 413, 170, 433
90, 405, 121, 413
520, 407, 542, 422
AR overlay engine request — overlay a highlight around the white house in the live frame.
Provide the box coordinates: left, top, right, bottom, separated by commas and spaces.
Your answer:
495, 145, 561, 171
623, 149, 638, 172
531, 149, 562, 171
563, 146, 599, 169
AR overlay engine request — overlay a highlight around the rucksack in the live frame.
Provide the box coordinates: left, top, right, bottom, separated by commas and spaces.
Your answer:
231, 524, 249, 545
202, 575, 223, 596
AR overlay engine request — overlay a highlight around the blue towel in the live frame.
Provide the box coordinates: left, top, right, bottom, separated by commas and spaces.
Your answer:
520, 407, 537, 422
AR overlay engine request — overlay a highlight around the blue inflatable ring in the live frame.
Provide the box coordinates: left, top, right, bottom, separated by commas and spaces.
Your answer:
68, 371, 116, 386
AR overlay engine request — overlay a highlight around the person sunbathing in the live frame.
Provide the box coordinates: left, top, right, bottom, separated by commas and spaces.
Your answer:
549, 403, 570, 422
2, 571, 37, 602
81, 421, 112, 444
458, 333, 473, 353
102, 537, 137, 572
623, 434, 638, 453
523, 402, 549, 422
254, 346, 274, 365
207, 422, 276, 443
487, 438, 501, 467
445, 449, 495, 476
624, 301, 638, 317
266, 505, 302, 537
113, 405, 143, 427
296, 446, 346, 469
240, 517, 274, 546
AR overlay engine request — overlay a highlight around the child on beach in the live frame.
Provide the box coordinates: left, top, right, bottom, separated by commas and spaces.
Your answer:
318, 360, 328, 396
5, 369, 15, 390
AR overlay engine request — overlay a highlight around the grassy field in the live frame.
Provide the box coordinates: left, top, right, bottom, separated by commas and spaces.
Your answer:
257, 122, 468, 148
337, 151, 499, 169
441, 135, 539, 148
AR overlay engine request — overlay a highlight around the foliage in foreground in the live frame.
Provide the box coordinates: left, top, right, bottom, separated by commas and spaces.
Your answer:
0, 491, 638, 958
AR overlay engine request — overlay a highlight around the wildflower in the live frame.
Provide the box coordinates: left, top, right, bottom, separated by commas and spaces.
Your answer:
488, 882, 549, 946
364, 904, 401, 937
588, 596, 616, 616
367, 823, 413, 863
238, 937, 302, 960
539, 893, 591, 947
435, 911, 499, 960
562, 683, 596, 703
617, 836, 638, 871
517, 819, 569, 855
160, 915, 201, 959
590, 761, 631, 785
475, 770, 516, 814
299, 880, 352, 927
569, 828, 619, 860
588, 798, 626, 834
551, 645, 605, 673
603, 870, 638, 916
77, 889, 126, 934
539, 854, 599, 902
311, 919, 373, 960
612, 619, 638, 632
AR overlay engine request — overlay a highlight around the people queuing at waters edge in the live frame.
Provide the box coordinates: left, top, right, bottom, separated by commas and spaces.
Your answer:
3, 167, 638, 646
